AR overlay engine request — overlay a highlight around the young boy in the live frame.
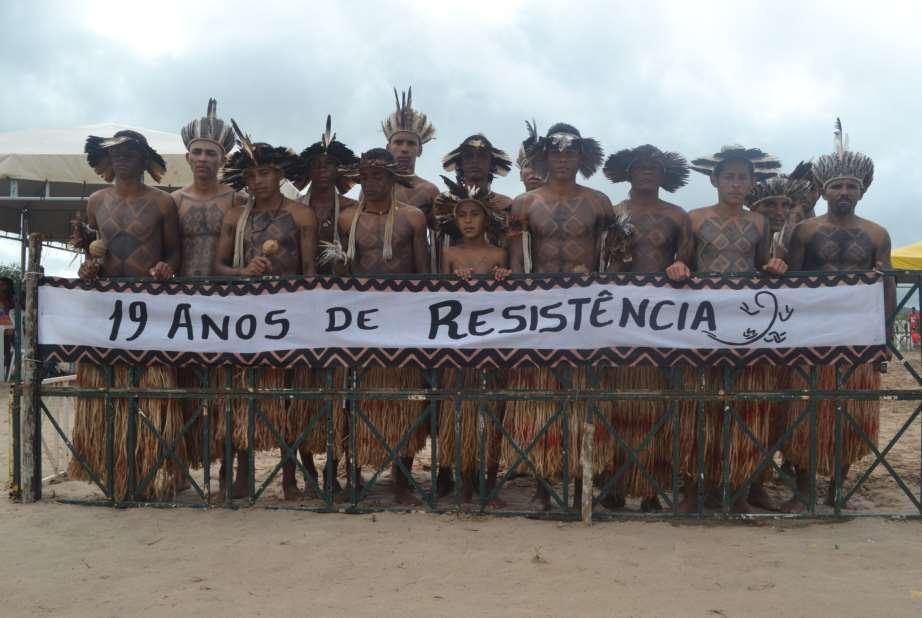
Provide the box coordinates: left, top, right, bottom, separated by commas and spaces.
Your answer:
435, 176, 510, 503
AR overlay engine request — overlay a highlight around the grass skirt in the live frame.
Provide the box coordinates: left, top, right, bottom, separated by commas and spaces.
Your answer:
597, 367, 674, 497
781, 364, 880, 477
68, 362, 187, 500
289, 368, 348, 457
218, 368, 289, 452
501, 367, 587, 481
436, 368, 502, 475
352, 367, 428, 469
679, 366, 773, 491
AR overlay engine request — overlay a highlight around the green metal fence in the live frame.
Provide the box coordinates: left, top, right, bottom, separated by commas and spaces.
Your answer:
8, 251, 922, 521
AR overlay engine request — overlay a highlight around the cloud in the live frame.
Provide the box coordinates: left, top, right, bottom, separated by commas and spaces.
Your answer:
2, 0, 921, 274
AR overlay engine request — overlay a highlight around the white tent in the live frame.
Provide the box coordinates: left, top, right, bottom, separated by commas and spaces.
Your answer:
0, 123, 194, 249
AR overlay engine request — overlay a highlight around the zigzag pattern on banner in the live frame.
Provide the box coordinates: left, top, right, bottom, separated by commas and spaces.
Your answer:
38, 272, 882, 298
39, 344, 887, 369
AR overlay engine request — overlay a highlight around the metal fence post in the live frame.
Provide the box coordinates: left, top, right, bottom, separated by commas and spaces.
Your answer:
20, 233, 42, 503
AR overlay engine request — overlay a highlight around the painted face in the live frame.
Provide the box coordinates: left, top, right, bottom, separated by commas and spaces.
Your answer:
244, 166, 284, 201
751, 197, 791, 234
386, 132, 421, 171
308, 154, 338, 190
823, 178, 862, 216
109, 142, 146, 179
455, 201, 487, 240
186, 139, 224, 182
460, 146, 492, 184
628, 157, 665, 192
359, 165, 395, 201
711, 159, 754, 207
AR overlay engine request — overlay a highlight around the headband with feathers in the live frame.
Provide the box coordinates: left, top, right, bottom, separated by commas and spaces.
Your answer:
745, 174, 812, 209
353, 148, 415, 188
442, 134, 512, 178
812, 118, 874, 194
690, 145, 781, 180
299, 115, 359, 193
181, 98, 235, 154
434, 174, 508, 241
603, 144, 690, 193
220, 120, 301, 191
381, 86, 436, 145
527, 122, 604, 178
84, 130, 167, 183
516, 119, 540, 168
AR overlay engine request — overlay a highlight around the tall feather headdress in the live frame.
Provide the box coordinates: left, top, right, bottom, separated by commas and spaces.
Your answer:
180, 98, 235, 154
84, 130, 167, 183
603, 144, 690, 193
516, 119, 540, 168
299, 115, 360, 193
745, 174, 812, 209
442, 134, 512, 179
690, 145, 781, 180
811, 118, 874, 194
381, 86, 436, 145
527, 122, 604, 178
220, 119, 301, 191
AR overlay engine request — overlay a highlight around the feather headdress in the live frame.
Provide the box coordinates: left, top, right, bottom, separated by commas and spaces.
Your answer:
515, 119, 540, 168
381, 86, 436, 145
690, 145, 781, 180
745, 174, 811, 209
220, 120, 301, 190
434, 174, 507, 241
527, 123, 604, 178
180, 98, 235, 154
84, 130, 167, 183
442, 134, 512, 179
812, 118, 874, 194
298, 115, 360, 194
353, 148, 415, 188
603, 144, 690, 193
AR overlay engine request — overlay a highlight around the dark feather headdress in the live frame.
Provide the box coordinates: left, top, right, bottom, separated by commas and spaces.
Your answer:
298, 115, 360, 193
381, 86, 436, 145
745, 174, 811, 209
220, 120, 301, 191
354, 148, 415, 188
603, 144, 690, 193
527, 123, 604, 178
434, 174, 508, 241
181, 98, 235, 154
516, 119, 540, 168
84, 130, 167, 183
812, 118, 874, 194
442, 134, 512, 179
690, 145, 781, 180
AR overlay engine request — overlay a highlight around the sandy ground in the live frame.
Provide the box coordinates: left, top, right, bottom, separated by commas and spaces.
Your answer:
3, 363, 922, 617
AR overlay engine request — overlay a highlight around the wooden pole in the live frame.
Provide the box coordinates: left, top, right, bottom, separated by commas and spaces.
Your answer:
20, 233, 42, 503
580, 420, 594, 525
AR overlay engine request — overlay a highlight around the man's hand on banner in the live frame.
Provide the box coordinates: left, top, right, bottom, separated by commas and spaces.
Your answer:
665, 261, 690, 282
492, 266, 511, 281
77, 260, 100, 281
242, 256, 272, 277
762, 258, 788, 275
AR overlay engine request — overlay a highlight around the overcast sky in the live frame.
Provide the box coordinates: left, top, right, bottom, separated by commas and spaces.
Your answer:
2, 0, 921, 276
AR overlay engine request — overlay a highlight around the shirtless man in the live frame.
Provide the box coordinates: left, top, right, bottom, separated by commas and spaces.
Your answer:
338, 148, 429, 504
214, 128, 317, 500
381, 87, 439, 216
299, 115, 359, 274
599, 144, 692, 512
745, 173, 812, 261
675, 146, 787, 513
782, 129, 892, 512
173, 100, 242, 489
504, 123, 612, 510
71, 130, 182, 500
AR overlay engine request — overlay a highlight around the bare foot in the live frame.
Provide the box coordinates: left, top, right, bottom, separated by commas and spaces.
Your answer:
436, 467, 455, 498
731, 496, 754, 514
231, 480, 248, 500
599, 492, 626, 511
780, 496, 806, 514
677, 493, 699, 514
393, 488, 421, 506
283, 482, 302, 502
747, 484, 778, 511
641, 496, 663, 513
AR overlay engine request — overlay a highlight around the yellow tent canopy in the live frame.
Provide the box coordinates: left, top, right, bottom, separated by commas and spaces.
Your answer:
892, 241, 922, 271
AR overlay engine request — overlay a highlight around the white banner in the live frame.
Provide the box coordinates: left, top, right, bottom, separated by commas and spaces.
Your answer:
36, 275, 886, 368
